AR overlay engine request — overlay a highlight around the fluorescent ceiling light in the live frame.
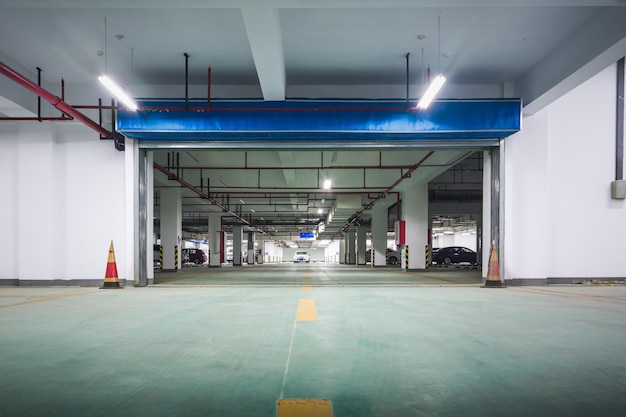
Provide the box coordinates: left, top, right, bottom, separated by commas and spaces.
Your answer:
416, 74, 446, 110
317, 208, 323, 214
98, 75, 138, 111
323, 179, 332, 189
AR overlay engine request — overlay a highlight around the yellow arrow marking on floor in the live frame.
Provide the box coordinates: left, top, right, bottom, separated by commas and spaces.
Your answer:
277, 399, 332, 417
296, 299, 318, 321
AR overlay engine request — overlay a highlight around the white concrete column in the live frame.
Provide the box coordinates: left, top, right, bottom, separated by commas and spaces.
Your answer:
339, 239, 346, 264
247, 231, 255, 264
208, 212, 221, 267
257, 240, 264, 264
347, 229, 356, 265
482, 150, 492, 277
371, 204, 388, 267
18, 124, 55, 281
232, 225, 243, 266
356, 225, 367, 265
160, 188, 182, 271
402, 182, 429, 270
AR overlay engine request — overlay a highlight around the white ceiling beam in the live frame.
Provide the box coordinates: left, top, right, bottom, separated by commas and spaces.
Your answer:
241, 6, 286, 101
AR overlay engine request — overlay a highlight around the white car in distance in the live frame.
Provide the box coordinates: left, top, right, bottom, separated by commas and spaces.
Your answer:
293, 250, 310, 263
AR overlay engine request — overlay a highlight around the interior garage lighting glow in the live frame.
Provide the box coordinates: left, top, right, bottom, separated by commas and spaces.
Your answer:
416, 74, 446, 109
323, 179, 332, 189
98, 75, 138, 111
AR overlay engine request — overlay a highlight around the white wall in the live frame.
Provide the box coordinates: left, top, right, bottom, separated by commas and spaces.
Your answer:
0, 124, 19, 282
505, 63, 625, 283
432, 232, 477, 251
263, 241, 283, 263
325, 241, 340, 263
283, 247, 325, 262
0, 121, 127, 284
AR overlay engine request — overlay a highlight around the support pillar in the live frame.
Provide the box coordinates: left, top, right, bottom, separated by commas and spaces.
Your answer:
401, 182, 428, 270
339, 239, 346, 264
371, 203, 389, 267
208, 212, 221, 267
160, 188, 182, 271
232, 225, 243, 266
247, 231, 255, 264
356, 225, 367, 265
347, 229, 356, 265
257, 240, 264, 264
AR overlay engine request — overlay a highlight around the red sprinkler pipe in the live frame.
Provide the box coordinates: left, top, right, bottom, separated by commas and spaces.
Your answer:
0, 61, 112, 138
153, 162, 267, 235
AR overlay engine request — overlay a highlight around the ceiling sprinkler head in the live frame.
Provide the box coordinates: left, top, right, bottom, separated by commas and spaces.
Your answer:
115, 34, 124, 40
96, 50, 104, 56
417, 34, 426, 41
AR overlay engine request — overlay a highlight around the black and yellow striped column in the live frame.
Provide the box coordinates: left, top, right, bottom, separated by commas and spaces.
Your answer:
159, 245, 163, 269
175, 245, 179, 269
404, 245, 409, 269
385, 248, 389, 265
371, 249, 375, 267
425, 245, 430, 269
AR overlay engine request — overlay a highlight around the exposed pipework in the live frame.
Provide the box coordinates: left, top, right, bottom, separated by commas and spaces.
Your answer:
405, 53, 410, 109
333, 150, 435, 239
0, 60, 112, 138
153, 162, 266, 235
616, 57, 624, 181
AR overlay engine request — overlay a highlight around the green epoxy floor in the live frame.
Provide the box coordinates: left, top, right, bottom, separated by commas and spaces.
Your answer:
2, 264, 626, 417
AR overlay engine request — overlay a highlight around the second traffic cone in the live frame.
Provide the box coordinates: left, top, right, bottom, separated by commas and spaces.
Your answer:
101, 240, 122, 289
482, 241, 506, 288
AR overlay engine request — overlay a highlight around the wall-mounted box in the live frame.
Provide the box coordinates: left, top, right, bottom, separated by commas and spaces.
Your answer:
611, 180, 626, 199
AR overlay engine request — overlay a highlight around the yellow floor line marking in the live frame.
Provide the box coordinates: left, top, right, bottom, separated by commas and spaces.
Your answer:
296, 299, 318, 321
277, 399, 333, 417
304, 275, 311, 280
510, 287, 626, 306
0, 291, 98, 309
302, 284, 313, 291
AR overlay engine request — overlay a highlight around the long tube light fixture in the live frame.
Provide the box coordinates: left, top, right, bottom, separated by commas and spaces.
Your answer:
98, 75, 138, 111
416, 74, 446, 109
416, 14, 446, 110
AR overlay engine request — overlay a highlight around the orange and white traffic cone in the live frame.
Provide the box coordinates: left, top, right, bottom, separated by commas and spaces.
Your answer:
482, 240, 506, 288
101, 240, 122, 289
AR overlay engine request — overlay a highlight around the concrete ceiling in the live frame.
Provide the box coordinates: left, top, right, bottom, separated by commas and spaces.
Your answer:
1, 0, 625, 246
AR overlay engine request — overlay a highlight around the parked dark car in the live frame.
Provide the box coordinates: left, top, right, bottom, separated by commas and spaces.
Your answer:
182, 248, 207, 264
431, 246, 477, 265
366, 248, 401, 265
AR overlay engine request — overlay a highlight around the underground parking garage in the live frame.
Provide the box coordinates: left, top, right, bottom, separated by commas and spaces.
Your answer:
1, 2, 626, 416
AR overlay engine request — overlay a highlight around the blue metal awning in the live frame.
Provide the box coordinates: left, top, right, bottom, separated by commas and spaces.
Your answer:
116, 98, 521, 143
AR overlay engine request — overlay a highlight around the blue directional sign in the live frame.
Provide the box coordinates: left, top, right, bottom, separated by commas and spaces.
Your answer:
300, 231, 315, 239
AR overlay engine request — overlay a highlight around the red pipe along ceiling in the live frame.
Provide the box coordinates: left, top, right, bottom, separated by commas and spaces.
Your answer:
0, 60, 112, 138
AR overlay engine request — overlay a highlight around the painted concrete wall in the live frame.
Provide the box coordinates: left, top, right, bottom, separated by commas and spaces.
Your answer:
264, 241, 283, 263
0, 122, 126, 284
505, 63, 625, 283
283, 247, 325, 262
324, 241, 340, 263
1, 66, 623, 284
432, 232, 477, 251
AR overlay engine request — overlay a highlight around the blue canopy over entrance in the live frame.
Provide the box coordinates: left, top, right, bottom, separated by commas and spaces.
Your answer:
116, 98, 521, 144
